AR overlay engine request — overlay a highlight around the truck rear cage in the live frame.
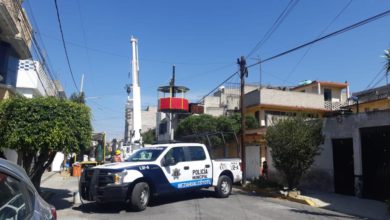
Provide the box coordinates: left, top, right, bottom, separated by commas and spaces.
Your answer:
175, 131, 240, 159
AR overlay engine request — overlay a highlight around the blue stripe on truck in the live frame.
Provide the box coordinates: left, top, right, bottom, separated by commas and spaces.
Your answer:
170, 178, 212, 189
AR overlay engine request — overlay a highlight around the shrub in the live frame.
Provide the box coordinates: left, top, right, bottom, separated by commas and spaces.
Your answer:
251, 176, 282, 189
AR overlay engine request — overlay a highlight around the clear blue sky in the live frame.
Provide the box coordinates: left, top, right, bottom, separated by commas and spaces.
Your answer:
24, 0, 390, 140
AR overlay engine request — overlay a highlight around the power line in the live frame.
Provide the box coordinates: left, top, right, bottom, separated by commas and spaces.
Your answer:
370, 74, 386, 89
197, 71, 238, 103
366, 67, 385, 89
37, 32, 232, 66
54, 0, 80, 92
14, 1, 58, 96
75, 0, 98, 96
199, 9, 390, 103
247, 9, 390, 69
246, 0, 299, 58
25, 0, 59, 82
283, 0, 353, 84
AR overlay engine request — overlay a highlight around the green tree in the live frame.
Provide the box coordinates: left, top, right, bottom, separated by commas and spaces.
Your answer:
142, 129, 156, 145
175, 113, 258, 138
265, 115, 323, 190
0, 97, 92, 191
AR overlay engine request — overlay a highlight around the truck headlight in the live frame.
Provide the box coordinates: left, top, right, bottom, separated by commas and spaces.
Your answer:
114, 171, 127, 184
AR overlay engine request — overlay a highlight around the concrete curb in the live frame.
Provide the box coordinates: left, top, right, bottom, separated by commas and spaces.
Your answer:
282, 195, 317, 207
235, 185, 318, 207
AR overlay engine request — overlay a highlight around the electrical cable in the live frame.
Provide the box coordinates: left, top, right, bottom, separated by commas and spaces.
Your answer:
197, 71, 239, 103
370, 74, 386, 89
366, 67, 385, 89
246, 0, 299, 58
199, 9, 390, 104
25, 0, 59, 82
13, 1, 58, 96
54, 0, 80, 92
247, 9, 390, 69
283, 0, 353, 84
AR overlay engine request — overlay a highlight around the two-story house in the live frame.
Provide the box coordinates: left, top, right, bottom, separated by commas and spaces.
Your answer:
243, 80, 350, 180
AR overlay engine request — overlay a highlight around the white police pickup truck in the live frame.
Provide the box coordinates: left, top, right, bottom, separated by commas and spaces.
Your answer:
80, 143, 242, 211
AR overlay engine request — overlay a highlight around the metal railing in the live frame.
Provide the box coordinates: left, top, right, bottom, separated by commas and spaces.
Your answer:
324, 101, 348, 111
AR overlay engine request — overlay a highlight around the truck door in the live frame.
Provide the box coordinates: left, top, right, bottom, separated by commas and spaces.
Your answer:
183, 146, 212, 187
161, 146, 212, 189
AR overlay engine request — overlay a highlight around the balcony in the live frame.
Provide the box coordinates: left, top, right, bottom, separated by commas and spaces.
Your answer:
0, 0, 32, 59
324, 101, 348, 111
16, 60, 56, 97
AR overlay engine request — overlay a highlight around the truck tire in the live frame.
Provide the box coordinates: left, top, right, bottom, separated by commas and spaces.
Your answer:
215, 175, 232, 198
130, 182, 150, 211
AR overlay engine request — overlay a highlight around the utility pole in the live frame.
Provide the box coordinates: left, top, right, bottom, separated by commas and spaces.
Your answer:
238, 56, 248, 181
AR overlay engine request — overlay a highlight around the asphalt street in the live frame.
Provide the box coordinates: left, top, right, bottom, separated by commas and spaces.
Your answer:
56, 188, 362, 220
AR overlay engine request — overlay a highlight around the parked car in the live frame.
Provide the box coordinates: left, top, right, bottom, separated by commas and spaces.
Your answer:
80, 142, 242, 211
0, 159, 56, 220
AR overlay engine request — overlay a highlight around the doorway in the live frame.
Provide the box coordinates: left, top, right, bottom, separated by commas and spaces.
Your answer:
332, 138, 354, 195
245, 146, 260, 179
360, 126, 390, 200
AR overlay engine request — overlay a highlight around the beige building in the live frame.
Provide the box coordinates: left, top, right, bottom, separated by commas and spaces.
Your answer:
202, 83, 259, 116
243, 80, 350, 180
124, 105, 157, 144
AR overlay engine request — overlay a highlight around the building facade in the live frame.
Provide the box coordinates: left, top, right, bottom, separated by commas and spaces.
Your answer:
243, 81, 350, 180
202, 83, 259, 116
16, 60, 56, 98
348, 84, 390, 113
124, 104, 157, 144
311, 111, 390, 200
0, 0, 33, 100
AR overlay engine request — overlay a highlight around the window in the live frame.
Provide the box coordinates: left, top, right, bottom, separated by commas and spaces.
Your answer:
186, 146, 206, 161
0, 172, 32, 220
324, 88, 332, 101
159, 122, 167, 135
126, 147, 166, 162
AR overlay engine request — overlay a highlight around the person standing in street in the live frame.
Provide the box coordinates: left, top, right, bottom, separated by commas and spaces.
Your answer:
262, 160, 268, 179
112, 150, 123, 162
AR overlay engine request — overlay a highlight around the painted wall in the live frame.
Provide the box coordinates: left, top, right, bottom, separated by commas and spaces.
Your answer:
245, 88, 325, 109
16, 60, 56, 97
305, 111, 390, 193
351, 99, 390, 113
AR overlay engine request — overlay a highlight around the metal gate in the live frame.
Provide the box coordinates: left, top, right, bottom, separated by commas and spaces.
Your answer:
360, 125, 390, 200
332, 138, 354, 195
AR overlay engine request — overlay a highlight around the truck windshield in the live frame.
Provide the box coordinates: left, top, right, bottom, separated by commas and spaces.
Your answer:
126, 147, 166, 162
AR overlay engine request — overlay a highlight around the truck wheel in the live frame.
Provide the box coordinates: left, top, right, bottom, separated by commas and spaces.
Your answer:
215, 175, 232, 198
130, 182, 150, 211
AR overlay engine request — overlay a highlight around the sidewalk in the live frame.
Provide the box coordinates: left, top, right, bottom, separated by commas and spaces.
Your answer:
40, 171, 79, 211
239, 185, 389, 220
299, 190, 389, 220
